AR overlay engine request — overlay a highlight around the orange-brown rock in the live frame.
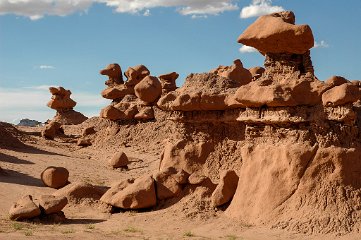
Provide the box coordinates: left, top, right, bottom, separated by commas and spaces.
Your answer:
53, 182, 107, 202
324, 76, 349, 88
153, 167, 183, 200
100, 105, 126, 120
101, 85, 135, 100
41, 121, 63, 140
77, 137, 92, 147
108, 151, 129, 168
322, 83, 361, 106
100, 179, 134, 205
47, 87, 76, 110
110, 175, 157, 209
124, 65, 150, 87
248, 66, 265, 80
134, 106, 154, 120
41, 166, 69, 189
211, 59, 252, 85
211, 170, 239, 207
100, 63, 124, 86
38, 195, 68, 214
9, 195, 41, 221
238, 11, 314, 54
134, 76, 162, 104
159, 72, 179, 94
82, 126, 96, 137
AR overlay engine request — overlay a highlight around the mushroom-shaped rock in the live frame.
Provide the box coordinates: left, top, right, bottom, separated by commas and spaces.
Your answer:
41, 121, 63, 140
211, 170, 239, 207
100, 63, 124, 86
153, 167, 184, 200
53, 182, 107, 202
108, 151, 129, 168
238, 11, 314, 54
9, 195, 41, 220
110, 175, 156, 209
134, 76, 162, 104
41, 166, 69, 189
125, 65, 150, 87
159, 72, 179, 94
248, 66, 265, 80
322, 83, 361, 106
47, 87, 76, 110
100, 179, 134, 204
38, 195, 68, 214
211, 59, 252, 85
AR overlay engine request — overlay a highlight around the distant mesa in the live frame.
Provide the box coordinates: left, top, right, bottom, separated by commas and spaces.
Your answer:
17, 119, 43, 127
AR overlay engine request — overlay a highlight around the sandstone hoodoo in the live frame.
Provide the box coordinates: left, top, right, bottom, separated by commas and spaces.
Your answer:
159, 72, 179, 94
41, 166, 69, 189
47, 86, 87, 125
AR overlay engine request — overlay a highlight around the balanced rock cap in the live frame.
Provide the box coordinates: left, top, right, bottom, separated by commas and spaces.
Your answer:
237, 11, 314, 54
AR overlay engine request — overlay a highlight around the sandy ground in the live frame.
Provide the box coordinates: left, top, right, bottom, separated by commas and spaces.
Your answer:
0, 126, 360, 240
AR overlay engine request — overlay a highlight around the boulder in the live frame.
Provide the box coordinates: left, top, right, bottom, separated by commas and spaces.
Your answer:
211, 170, 239, 207
134, 106, 154, 120
53, 182, 107, 202
82, 126, 96, 137
248, 66, 265, 80
41, 166, 69, 189
125, 65, 150, 87
188, 172, 208, 185
77, 138, 92, 147
38, 195, 68, 214
100, 63, 124, 86
237, 11, 314, 54
47, 87, 76, 110
153, 167, 183, 200
52, 110, 87, 125
324, 76, 349, 88
134, 76, 162, 104
100, 179, 134, 204
100, 105, 126, 120
211, 59, 252, 85
9, 195, 41, 220
322, 83, 361, 106
41, 121, 62, 140
101, 85, 134, 100
110, 175, 156, 209
159, 72, 179, 94
108, 151, 129, 168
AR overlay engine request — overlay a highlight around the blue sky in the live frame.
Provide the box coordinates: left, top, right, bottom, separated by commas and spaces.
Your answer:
0, 0, 360, 123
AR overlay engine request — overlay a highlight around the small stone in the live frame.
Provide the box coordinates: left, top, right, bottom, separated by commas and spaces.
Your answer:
108, 151, 129, 168
38, 195, 68, 214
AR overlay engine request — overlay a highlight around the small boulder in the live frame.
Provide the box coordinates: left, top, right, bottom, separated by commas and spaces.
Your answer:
188, 172, 208, 185
53, 182, 107, 202
134, 106, 154, 120
82, 126, 96, 137
322, 83, 361, 106
77, 138, 92, 147
248, 66, 265, 80
153, 168, 183, 200
100, 179, 134, 204
9, 195, 41, 221
41, 121, 62, 140
38, 195, 68, 214
125, 65, 150, 87
324, 76, 349, 88
211, 170, 239, 207
100, 105, 126, 120
211, 59, 252, 85
110, 175, 156, 209
134, 76, 162, 104
41, 166, 69, 189
108, 151, 129, 168
159, 72, 179, 94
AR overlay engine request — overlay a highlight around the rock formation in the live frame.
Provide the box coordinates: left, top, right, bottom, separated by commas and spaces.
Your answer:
41, 166, 69, 189
47, 87, 87, 125
99, 63, 171, 121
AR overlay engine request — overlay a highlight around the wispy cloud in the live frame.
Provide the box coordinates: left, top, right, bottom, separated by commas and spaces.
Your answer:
39, 65, 55, 69
0, 0, 239, 20
239, 45, 257, 53
240, 0, 284, 19
0, 86, 107, 123
314, 40, 329, 48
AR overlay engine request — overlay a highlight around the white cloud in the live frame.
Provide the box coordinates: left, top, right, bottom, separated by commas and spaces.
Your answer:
240, 0, 284, 19
239, 45, 257, 53
314, 40, 329, 48
39, 65, 55, 69
0, 0, 239, 20
0, 86, 107, 123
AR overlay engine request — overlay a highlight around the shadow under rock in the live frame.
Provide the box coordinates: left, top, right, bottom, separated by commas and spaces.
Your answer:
0, 153, 34, 165
64, 218, 107, 225
0, 168, 44, 187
